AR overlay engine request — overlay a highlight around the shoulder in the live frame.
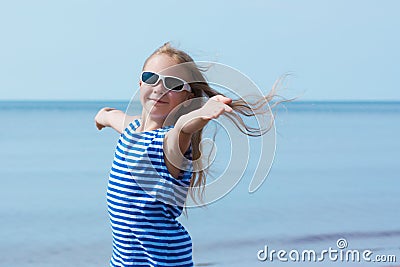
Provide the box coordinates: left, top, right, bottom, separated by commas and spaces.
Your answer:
124, 115, 141, 132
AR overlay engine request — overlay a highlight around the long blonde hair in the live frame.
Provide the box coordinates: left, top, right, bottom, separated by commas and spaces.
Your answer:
143, 42, 294, 206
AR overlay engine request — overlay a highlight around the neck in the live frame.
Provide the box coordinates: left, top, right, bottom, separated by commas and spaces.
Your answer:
138, 111, 166, 132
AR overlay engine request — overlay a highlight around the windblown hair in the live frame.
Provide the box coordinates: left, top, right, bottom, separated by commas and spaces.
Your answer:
143, 42, 295, 207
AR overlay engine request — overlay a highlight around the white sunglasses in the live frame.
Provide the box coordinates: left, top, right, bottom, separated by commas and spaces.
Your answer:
140, 71, 192, 92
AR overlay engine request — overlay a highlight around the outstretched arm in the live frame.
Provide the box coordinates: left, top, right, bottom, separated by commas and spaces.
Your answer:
94, 107, 139, 134
164, 95, 232, 178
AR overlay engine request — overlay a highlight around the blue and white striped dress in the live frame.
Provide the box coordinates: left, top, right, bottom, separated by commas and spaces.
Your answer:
107, 118, 194, 267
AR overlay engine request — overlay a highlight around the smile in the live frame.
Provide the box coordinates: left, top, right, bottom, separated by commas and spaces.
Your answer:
148, 98, 168, 104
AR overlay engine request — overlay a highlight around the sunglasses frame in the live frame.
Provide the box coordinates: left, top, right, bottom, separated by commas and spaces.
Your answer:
140, 71, 192, 92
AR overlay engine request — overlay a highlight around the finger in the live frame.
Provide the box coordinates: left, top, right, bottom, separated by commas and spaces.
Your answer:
211, 95, 227, 101
224, 97, 232, 104
214, 103, 232, 113
224, 105, 233, 112
216, 96, 232, 104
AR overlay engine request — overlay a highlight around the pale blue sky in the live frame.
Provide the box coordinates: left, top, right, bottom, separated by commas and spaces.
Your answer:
0, 0, 399, 101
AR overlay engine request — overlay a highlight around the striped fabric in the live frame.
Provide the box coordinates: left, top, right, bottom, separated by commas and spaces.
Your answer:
107, 118, 194, 267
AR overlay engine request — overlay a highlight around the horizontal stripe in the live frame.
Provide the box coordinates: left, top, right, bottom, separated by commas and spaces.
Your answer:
111, 157, 192, 188
111, 235, 192, 253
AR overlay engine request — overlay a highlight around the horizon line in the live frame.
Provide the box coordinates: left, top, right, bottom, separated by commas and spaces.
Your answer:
0, 99, 399, 103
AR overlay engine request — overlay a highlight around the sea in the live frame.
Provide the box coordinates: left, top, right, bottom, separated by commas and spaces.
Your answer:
0, 100, 399, 267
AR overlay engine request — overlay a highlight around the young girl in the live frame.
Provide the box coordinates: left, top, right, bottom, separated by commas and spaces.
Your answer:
95, 42, 283, 267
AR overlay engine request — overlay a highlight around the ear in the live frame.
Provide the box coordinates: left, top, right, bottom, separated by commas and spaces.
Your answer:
139, 81, 142, 87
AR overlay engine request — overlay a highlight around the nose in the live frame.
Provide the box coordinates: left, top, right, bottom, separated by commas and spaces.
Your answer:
152, 80, 167, 94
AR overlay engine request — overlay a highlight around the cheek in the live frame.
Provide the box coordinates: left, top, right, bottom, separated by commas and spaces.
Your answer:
139, 87, 148, 105
139, 86, 149, 97
168, 92, 186, 106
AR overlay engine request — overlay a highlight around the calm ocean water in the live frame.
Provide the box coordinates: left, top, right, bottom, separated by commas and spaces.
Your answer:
0, 101, 399, 266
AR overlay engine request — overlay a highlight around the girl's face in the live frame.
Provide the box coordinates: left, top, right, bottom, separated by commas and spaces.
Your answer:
140, 54, 193, 121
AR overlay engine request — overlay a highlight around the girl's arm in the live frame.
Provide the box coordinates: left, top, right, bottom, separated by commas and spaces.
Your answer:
164, 95, 232, 178
94, 107, 139, 134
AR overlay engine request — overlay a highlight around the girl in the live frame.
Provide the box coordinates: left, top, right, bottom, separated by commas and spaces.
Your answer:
95, 42, 284, 267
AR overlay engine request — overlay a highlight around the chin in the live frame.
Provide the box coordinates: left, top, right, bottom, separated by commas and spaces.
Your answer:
146, 106, 168, 116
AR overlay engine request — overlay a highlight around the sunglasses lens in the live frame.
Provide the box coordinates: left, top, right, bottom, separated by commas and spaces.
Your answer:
165, 77, 185, 91
141, 72, 159, 84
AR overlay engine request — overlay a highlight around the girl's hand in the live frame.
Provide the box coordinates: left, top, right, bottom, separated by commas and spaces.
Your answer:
176, 95, 233, 135
94, 107, 116, 130
199, 95, 233, 120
